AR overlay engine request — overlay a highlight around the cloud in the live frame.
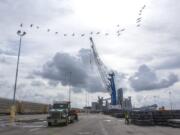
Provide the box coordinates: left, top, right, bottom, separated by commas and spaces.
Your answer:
25, 74, 35, 79
129, 64, 178, 91
0, 47, 17, 64
0, 80, 9, 89
0, 80, 14, 98
0, 48, 16, 56
35, 48, 105, 93
0, 0, 73, 24
155, 55, 180, 70
35, 48, 126, 93
31, 80, 46, 87
0, 0, 180, 108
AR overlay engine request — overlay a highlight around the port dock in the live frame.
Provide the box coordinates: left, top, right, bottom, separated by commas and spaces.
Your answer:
0, 113, 180, 135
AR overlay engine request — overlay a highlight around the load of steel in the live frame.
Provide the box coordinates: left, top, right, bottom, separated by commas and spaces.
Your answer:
130, 110, 180, 127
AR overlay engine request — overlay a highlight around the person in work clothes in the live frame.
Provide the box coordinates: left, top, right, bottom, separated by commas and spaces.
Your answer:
124, 111, 129, 124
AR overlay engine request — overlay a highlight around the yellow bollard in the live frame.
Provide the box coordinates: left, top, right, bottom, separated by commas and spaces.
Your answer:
10, 105, 16, 123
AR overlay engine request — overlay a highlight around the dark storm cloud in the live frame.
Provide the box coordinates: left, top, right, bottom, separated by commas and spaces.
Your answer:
129, 64, 178, 91
35, 48, 105, 93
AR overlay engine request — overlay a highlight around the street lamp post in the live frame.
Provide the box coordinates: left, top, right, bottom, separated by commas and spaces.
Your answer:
153, 96, 156, 105
69, 72, 72, 102
13, 30, 26, 104
10, 30, 26, 122
169, 91, 173, 111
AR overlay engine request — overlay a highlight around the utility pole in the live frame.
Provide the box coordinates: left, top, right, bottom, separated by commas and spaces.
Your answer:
86, 91, 87, 107
11, 30, 26, 122
65, 72, 68, 101
143, 96, 147, 106
87, 92, 89, 107
69, 72, 72, 102
13, 30, 26, 104
169, 91, 173, 111
153, 96, 157, 105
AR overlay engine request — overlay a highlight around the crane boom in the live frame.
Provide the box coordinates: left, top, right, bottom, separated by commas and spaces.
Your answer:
89, 37, 117, 105
90, 37, 110, 92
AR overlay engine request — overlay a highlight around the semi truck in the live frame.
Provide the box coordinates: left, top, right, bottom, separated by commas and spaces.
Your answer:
47, 101, 78, 126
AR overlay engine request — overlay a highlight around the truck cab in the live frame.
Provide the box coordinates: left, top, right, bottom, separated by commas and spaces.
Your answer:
47, 101, 77, 126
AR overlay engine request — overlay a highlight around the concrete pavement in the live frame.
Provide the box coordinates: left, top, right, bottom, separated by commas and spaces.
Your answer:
0, 113, 180, 135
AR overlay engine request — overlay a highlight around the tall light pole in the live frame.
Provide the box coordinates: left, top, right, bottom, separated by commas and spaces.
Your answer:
69, 72, 72, 102
13, 30, 26, 104
10, 30, 26, 122
153, 96, 157, 105
169, 91, 173, 111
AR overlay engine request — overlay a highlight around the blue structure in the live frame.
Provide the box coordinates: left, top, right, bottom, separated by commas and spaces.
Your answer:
109, 73, 116, 105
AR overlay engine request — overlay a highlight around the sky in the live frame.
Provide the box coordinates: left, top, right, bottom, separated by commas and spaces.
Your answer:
0, 0, 180, 109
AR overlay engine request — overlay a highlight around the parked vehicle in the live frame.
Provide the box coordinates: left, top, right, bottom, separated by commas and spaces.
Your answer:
47, 101, 78, 126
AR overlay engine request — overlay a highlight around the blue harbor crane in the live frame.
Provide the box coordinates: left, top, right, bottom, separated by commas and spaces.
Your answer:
89, 37, 117, 105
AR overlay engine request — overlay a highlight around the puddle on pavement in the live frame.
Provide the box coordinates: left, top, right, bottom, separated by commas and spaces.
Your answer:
15, 121, 46, 128
104, 119, 111, 122
21, 125, 46, 128
0, 121, 46, 129
118, 119, 124, 122
0, 124, 7, 127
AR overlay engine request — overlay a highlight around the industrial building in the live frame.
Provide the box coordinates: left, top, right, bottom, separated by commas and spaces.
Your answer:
117, 88, 123, 106
90, 88, 132, 111
122, 96, 132, 110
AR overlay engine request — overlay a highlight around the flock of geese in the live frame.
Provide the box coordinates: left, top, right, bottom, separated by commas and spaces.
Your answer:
18, 4, 147, 38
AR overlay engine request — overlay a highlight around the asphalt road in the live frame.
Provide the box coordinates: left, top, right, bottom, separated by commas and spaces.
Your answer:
0, 113, 180, 135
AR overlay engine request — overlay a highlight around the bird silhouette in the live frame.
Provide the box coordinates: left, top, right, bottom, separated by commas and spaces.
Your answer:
17, 30, 21, 34
117, 33, 121, 36
137, 17, 141, 21
136, 20, 141, 23
142, 5, 146, 9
